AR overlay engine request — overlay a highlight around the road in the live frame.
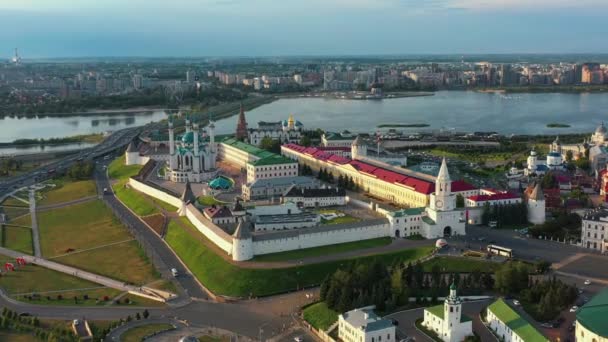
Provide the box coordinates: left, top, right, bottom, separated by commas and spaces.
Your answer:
0, 126, 142, 202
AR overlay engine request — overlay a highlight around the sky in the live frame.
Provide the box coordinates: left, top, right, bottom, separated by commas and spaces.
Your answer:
1, 0, 607, 58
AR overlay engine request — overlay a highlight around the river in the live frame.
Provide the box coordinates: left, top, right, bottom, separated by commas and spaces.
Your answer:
0, 110, 168, 143
0, 142, 97, 156
213, 91, 608, 135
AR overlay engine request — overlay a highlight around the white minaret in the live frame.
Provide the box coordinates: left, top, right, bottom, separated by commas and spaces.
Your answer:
527, 183, 546, 224
168, 118, 176, 170
443, 282, 463, 342
432, 158, 453, 211
208, 118, 216, 169
193, 121, 200, 173
185, 115, 191, 134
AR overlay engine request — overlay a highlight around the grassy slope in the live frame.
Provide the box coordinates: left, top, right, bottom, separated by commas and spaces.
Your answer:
53, 240, 159, 285
253, 237, 392, 262
38, 179, 97, 206
121, 323, 174, 342
37, 200, 132, 257
165, 220, 433, 297
108, 156, 158, 216
303, 302, 339, 330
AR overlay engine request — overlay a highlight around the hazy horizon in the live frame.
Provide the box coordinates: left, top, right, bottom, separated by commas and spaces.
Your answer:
1, 0, 607, 58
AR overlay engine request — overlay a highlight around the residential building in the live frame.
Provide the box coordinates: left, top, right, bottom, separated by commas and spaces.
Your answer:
282, 186, 347, 208
338, 306, 395, 342
485, 298, 548, 342
581, 208, 608, 253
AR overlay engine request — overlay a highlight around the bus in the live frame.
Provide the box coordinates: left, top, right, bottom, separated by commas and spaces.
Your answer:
487, 245, 513, 258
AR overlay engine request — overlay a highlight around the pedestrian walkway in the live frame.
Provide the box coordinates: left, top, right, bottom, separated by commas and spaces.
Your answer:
29, 189, 41, 257
37, 195, 97, 211
0, 246, 175, 303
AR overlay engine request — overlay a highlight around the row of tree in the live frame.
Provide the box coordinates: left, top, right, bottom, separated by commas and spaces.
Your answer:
337, 174, 358, 191
319, 259, 496, 314
481, 201, 529, 227
529, 212, 581, 239
65, 161, 94, 181
317, 168, 335, 183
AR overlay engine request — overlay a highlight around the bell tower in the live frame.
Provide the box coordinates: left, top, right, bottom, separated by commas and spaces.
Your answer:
431, 158, 453, 211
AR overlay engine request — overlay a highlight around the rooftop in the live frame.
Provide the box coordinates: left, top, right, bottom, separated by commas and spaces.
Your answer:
246, 176, 317, 189
488, 299, 548, 342
284, 186, 346, 198
340, 307, 394, 333
577, 287, 608, 337
221, 138, 276, 159
467, 192, 520, 202
389, 207, 426, 217
248, 155, 296, 167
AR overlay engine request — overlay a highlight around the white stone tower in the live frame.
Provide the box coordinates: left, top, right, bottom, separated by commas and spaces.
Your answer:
125, 141, 139, 165
443, 283, 462, 341
527, 183, 546, 224
232, 218, 253, 261
351, 135, 367, 160
178, 180, 196, 217
527, 148, 537, 173
431, 158, 454, 211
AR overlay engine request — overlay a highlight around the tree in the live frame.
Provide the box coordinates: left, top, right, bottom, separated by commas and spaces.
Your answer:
456, 194, 465, 208
541, 172, 558, 189
565, 150, 573, 162
259, 137, 280, 153
300, 136, 312, 147
142, 309, 150, 319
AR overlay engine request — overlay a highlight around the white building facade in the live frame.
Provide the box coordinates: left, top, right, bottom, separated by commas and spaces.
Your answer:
422, 284, 472, 342
581, 208, 608, 253
339, 307, 395, 342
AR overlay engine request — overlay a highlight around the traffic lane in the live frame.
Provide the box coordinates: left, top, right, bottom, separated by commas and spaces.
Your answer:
95, 168, 208, 300
454, 226, 586, 264
280, 327, 319, 342
384, 307, 429, 341
558, 254, 608, 280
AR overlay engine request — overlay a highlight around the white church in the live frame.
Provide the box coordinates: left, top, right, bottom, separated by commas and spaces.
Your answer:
422, 283, 473, 342
525, 137, 565, 176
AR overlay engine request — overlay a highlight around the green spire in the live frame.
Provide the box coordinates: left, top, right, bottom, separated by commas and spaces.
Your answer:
450, 282, 456, 290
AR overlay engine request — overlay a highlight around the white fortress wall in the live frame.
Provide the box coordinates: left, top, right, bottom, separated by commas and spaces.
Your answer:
185, 204, 233, 254
252, 219, 390, 255
128, 177, 182, 208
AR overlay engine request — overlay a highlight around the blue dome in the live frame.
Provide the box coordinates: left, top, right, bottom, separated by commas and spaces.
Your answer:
181, 132, 194, 144
209, 176, 234, 190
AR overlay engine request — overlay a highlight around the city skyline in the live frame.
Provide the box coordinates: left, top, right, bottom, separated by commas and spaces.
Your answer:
1, 0, 608, 58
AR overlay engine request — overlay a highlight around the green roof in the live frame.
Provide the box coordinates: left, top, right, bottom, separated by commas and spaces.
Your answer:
221, 138, 276, 159
422, 216, 436, 225
577, 287, 608, 337
426, 304, 444, 319
460, 315, 472, 323
248, 155, 297, 167
390, 207, 425, 217
488, 299, 548, 342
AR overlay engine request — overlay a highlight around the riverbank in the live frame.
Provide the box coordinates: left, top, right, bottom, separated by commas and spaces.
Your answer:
0, 133, 105, 147
477, 85, 608, 94
277, 91, 434, 100
0, 107, 173, 118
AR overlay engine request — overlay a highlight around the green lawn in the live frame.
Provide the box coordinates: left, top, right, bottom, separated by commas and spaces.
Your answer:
121, 323, 174, 342
108, 155, 142, 180
112, 182, 159, 216
53, 240, 159, 286
303, 302, 339, 330
0, 197, 30, 219
422, 256, 502, 273
0, 257, 123, 306
38, 200, 132, 257
0, 332, 38, 342
165, 219, 433, 297
108, 155, 159, 216
316, 209, 361, 225
38, 178, 97, 206
197, 195, 224, 206
253, 237, 392, 262
3, 226, 33, 255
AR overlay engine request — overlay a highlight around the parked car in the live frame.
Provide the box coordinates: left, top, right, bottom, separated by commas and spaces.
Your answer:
171, 268, 179, 277
294, 337, 303, 342
569, 306, 578, 312
584, 279, 591, 285
513, 300, 520, 306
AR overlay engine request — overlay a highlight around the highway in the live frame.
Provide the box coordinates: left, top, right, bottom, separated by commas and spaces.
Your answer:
0, 126, 142, 201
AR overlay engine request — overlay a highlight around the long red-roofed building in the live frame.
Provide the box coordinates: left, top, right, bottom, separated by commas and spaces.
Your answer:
281, 143, 478, 208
